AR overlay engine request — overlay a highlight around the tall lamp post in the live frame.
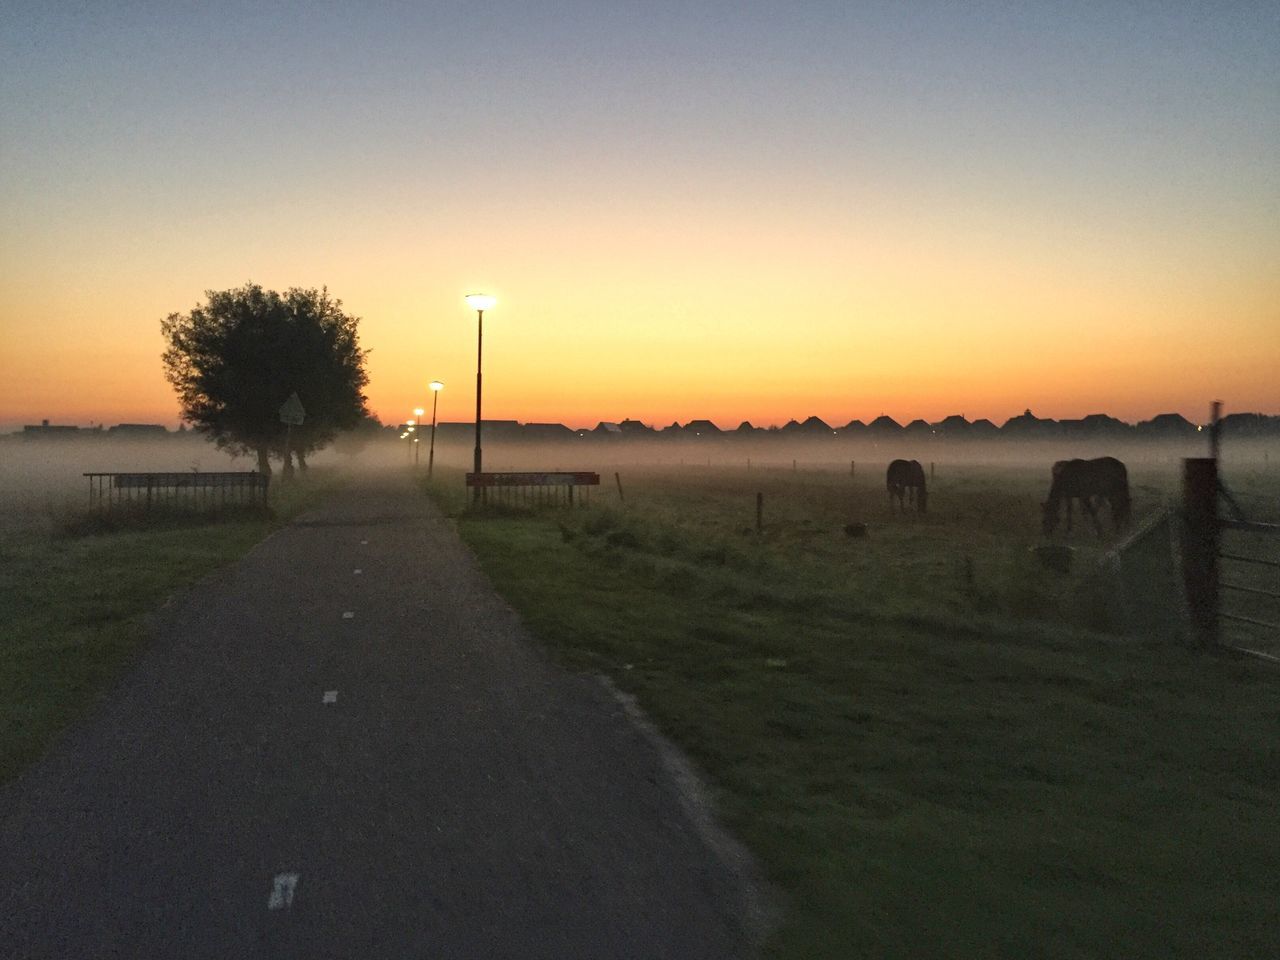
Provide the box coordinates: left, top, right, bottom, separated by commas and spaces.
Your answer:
428, 380, 443, 478
413, 408, 425, 468
465, 294, 496, 503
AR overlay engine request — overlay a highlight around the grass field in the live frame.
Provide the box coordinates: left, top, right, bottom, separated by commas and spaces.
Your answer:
0, 470, 345, 785
427, 460, 1280, 959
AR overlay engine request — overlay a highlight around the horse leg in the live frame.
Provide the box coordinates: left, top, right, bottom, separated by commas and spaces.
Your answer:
1082, 496, 1102, 536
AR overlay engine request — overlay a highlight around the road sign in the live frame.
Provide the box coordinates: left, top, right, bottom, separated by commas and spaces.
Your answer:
279, 393, 306, 426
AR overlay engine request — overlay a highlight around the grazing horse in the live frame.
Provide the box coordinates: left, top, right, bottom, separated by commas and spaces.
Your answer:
1042, 457, 1130, 535
887, 459, 928, 513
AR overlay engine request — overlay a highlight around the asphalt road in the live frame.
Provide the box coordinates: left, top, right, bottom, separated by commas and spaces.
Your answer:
0, 473, 766, 959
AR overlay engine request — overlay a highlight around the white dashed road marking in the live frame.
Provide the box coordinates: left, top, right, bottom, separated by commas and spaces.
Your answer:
360, 539, 368, 545
323, 691, 338, 703
353, 569, 362, 575
342, 612, 354, 619
268, 873, 299, 910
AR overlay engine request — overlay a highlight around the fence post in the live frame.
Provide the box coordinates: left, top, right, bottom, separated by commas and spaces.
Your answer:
1182, 457, 1219, 647
614, 472, 625, 502
756, 492, 763, 533
850, 459, 855, 478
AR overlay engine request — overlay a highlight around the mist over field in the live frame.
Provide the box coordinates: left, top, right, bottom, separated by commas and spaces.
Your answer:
432, 436, 1227, 471
0, 436, 335, 533
7, 428, 1274, 538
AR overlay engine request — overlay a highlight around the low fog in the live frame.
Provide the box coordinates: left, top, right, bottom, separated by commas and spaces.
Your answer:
5, 429, 1273, 529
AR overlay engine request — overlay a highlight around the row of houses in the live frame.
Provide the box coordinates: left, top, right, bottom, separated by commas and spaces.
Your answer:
18, 420, 174, 438
19, 410, 1279, 444
408, 410, 1280, 443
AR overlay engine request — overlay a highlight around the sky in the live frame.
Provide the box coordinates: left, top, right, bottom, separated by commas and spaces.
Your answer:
1, 1, 1277, 430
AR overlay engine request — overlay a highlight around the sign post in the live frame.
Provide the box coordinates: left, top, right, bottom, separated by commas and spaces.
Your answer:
278, 392, 306, 480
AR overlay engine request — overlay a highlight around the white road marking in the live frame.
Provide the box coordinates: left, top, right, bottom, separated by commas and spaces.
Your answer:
268, 873, 299, 910
342, 611, 354, 619
360, 539, 368, 545
353, 569, 362, 575
323, 690, 338, 703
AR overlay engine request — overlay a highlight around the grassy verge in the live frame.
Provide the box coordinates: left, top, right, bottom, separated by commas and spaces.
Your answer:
424, 466, 1279, 959
0, 470, 345, 785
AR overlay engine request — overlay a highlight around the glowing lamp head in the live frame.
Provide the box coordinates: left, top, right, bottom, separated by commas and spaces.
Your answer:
465, 293, 496, 312
429, 380, 444, 392
414, 408, 424, 418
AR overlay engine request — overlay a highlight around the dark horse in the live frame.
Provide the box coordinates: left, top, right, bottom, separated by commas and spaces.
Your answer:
887, 459, 928, 513
1042, 457, 1130, 535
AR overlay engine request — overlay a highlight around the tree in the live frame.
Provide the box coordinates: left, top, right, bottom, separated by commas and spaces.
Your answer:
161, 283, 370, 475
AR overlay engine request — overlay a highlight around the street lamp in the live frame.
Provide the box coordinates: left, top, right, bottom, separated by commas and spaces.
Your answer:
465, 294, 496, 503
412, 409, 425, 468
428, 380, 443, 478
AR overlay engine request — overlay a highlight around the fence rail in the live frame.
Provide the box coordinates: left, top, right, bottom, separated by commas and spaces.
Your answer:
1222, 582, 1279, 599
1221, 519, 1280, 534
1221, 612, 1280, 631
1220, 552, 1280, 568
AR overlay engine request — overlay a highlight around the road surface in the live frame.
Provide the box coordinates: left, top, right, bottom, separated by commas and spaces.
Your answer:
0, 473, 767, 959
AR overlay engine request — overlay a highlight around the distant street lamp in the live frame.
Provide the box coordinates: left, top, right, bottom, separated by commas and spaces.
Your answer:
428, 380, 444, 478
413, 408, 425, 468
406, 420, 416, 465
465, 294, 496, 503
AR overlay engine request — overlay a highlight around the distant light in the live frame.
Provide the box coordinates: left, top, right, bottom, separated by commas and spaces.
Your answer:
414, 408, 424, 418
430, 380, 444, 392
465, 293, 496, 311
407, 425, 415, 432
407, 419, 416, 426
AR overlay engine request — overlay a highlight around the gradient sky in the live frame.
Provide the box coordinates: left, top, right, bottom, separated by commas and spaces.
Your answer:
2, 1, 1277, 430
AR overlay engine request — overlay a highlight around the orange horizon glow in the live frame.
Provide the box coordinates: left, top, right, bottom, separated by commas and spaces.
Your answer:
3, 247, 1277, 433
3, 6, 1277, 434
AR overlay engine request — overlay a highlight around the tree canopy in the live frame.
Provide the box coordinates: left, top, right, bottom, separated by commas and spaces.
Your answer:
161, 283, 370, 474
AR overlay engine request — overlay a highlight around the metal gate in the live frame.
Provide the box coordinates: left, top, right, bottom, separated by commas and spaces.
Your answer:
1182, 458, 1280, 662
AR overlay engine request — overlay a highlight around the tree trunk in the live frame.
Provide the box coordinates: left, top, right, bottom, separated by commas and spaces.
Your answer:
256, 446, 272, 476
283, 448, 295, 479
297, 450, 309, 473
